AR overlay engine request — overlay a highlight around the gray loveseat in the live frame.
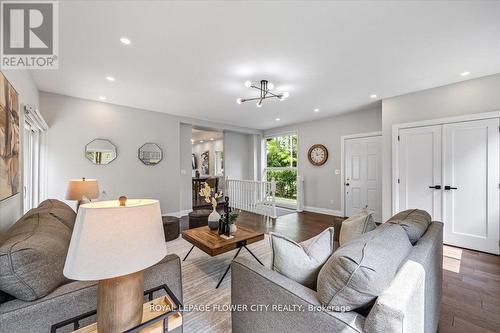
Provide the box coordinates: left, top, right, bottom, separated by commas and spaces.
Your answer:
0, 200, 182, 333
231, 218, 443, 333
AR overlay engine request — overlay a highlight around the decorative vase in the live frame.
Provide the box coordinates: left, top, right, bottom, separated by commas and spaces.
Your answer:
208, 208, 220, 230
229, 224, 237, 234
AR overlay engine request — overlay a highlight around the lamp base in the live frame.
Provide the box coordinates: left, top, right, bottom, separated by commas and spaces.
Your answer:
97, 270, 144, 333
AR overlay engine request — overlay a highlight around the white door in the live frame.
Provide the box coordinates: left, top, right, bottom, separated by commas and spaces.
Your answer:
398, 125, 443, 221
443, 119, 499, 254
344, 136, 382, 222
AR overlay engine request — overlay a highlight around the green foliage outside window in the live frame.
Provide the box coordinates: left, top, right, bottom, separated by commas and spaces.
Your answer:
266, 135, 297, 167
266, 135, 298, 199
266, 169, 297, 199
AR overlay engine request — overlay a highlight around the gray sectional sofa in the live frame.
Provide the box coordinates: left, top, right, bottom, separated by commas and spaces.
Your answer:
231, 216, 443, 333
0, 200, 182, 333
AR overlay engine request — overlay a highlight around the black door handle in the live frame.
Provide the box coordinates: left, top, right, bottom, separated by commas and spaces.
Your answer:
345, 183, 350, 186
429, 185, 441, 189
444, 185, 458, 190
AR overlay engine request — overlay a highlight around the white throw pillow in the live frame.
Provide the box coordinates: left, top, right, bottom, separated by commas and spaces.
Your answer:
339, 209, 376, 246
269, 227, 334, 289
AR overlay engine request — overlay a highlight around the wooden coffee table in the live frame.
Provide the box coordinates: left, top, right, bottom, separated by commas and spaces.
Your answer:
182, 225, 265, 288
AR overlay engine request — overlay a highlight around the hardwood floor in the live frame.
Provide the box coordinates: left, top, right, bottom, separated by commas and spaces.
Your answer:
180, 210, 500, 332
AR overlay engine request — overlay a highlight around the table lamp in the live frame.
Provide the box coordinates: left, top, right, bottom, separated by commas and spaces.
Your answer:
65, 178, 99, 210
63, 197, 167, 332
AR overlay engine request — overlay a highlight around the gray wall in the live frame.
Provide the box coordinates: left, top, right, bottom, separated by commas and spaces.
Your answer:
40, 92, 182, 215
224, 131, 253, 180
38, 92, 260, 216
179, 123, 193, 213
0, 70, 39, 233
382, 73, 500, 220
264, 107, 382, 214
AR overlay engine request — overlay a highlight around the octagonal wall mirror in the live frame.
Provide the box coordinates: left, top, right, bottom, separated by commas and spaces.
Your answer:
138, 143, 163, 165
85, 139, 117, 165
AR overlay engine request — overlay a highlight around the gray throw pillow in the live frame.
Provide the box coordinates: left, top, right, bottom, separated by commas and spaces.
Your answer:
317, 223, 412, 311
339, 209, 377, 246
38, 199, 77, 229
0, 213, 71, 301
270, 227, 334, 290
387, 209, 431, 244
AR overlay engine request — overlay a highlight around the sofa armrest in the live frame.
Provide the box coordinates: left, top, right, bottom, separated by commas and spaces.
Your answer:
364, 260, 425, 333
231, 257, 365, 333
0, 254, 182, 333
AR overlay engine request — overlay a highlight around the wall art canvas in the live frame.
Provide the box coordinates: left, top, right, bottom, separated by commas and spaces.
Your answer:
201, 151, 209, 175
0, 72, 20, 201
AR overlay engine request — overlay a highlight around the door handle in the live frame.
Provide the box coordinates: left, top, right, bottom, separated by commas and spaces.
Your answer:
345, 183, 350, 186
429, 185, 441, 189
444, 185, 458, 190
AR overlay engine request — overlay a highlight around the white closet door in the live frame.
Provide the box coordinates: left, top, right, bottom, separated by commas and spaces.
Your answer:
345, 136, 382, 222
398, 125, 442, 221
443, 119, 499, 254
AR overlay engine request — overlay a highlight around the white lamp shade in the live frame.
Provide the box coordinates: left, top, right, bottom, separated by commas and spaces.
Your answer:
63, 199, 167, 280
65, 179, 99, 200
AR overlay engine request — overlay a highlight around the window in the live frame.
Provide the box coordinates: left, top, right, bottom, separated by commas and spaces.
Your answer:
23, 106, 47, 212
265, 133, 297, 207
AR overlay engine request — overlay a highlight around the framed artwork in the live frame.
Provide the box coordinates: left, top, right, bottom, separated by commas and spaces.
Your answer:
0, 72, 20, 201
192, 153, 197, 170
201, 151, 209, 175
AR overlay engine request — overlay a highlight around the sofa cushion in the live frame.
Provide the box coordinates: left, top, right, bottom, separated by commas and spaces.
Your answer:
270, 227, 334, 289
0, 212, 71, 301
387, 209, 431, 244
317, 223, 412, 311
339, 209, 376, 246
38, 199, 77, 230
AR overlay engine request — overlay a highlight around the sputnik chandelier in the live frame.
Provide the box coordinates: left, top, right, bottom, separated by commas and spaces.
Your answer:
236, 80, 289, 108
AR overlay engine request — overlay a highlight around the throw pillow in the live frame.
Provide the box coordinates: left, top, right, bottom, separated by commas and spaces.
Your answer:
339, 209, 376, 246
38, 199, 77, 229
387, 209, 431, 244
317, 223, 412, 311
270, 227, 334, 289
0, 213, 71, 301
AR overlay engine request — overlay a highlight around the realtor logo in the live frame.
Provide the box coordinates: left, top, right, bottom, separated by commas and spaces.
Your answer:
1, 1, 59, 69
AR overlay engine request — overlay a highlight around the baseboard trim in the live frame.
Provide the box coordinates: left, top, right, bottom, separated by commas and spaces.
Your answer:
162, 209, 192, 218
303, 206, 344, 217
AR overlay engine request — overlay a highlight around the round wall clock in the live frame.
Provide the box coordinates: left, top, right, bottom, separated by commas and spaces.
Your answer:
308, 144, 328, 166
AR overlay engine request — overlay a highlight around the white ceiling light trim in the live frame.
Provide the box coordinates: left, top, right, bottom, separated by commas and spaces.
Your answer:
120, 37, 131, 45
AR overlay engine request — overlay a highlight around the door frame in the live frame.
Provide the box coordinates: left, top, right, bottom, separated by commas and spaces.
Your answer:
392, 110, 500, 215
341, 131, 382, 218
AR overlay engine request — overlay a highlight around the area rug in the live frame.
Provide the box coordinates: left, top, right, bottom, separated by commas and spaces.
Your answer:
166, 234, 273, 333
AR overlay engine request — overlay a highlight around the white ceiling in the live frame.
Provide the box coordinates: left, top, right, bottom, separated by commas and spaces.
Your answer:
192, 128, 223, 143
31, 1, 500, 130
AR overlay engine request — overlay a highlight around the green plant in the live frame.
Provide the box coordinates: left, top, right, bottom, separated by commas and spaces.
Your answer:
228, 211, 239, 224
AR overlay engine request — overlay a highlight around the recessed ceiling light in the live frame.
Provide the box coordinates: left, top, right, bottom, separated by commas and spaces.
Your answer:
244, 80, 252, 88
314, 108, 319, 112
106, 76, 115, 82
120, 37, 131, 45
200, 140, 204, 143
460, 71, 470, 77
210, 138, 214, 141
98, 96, 107, 101
275, 118, 280, 121
370, 94, 378, 99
